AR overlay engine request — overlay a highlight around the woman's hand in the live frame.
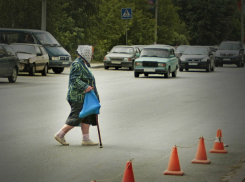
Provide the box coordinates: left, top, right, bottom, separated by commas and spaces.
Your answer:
85, 86, 94, 93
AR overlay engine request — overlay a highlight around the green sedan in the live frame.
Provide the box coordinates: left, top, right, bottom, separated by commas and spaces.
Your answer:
134, 45, 178, 78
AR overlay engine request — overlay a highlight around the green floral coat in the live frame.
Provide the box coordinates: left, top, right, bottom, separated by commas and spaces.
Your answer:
66, 58, 99, 103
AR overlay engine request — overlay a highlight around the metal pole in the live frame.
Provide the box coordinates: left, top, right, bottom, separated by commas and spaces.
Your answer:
242, 0, 244, 43
154, 0, 158, 44
41, 0, 47, 30
126, 20, 128, 45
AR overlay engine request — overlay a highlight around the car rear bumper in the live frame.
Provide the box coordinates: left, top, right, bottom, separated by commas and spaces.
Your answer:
215, 57, 241, 64
179, 62, 209, 69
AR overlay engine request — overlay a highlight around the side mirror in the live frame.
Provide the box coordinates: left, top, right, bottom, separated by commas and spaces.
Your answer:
136, 53, 140, 57
170, 55, 174, 58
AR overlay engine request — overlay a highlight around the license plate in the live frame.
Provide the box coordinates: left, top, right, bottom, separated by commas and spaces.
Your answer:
63, 62, 68, 64
111, 61, 121, 64
144, 68, 155, 72
189, 63, 198, 65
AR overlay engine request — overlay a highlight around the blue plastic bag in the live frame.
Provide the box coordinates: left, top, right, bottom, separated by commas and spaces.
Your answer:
79, 90, 101, 118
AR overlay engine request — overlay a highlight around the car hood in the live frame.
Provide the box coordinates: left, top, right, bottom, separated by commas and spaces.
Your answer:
17, 53, 36, 59
44, 46, 71, 57
136, 57, 170, 62
106, 53, 134, 58
215, 50, 239, 56
181, 55, 209, 60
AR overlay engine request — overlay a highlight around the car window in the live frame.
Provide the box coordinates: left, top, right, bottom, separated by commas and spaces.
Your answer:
0, 46, 6, 55
141, 48, 169, 58
0, 33, 19, 44
10, 44, 36, 54
4, 45, 16, 56
40, 46, 47, 55
34, 32, 60, 46
219, 43, 241, 50
24, 33, 35, 44
183, 47, 209, 55
110, 47, 134, 54
35, 46, 42, 54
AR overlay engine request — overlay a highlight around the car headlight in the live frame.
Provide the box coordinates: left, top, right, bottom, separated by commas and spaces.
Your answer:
124, 58, 131, 61
201, 57, 208, 62
52, 57, 59, 60
104, 57, 110, 61
20, 59, 29, 64
135, 62, 142, 66
180, 58, 186, 62
158, 63, 166, 67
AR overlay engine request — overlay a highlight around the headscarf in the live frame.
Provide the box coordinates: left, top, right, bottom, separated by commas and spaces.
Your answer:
76, 45, 93, 67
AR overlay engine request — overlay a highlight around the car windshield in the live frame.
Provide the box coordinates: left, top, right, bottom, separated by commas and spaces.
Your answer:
34, 32, 60, 46
176, 46, 188, 52
10, 44, 35, 54
110, 47, 134, 54
140, 48, 169, 58
183, 47, 208, 55
219, 43, 241, 50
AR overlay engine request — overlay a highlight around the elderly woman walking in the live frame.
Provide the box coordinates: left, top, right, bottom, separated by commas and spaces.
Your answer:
54, 45, 99, 146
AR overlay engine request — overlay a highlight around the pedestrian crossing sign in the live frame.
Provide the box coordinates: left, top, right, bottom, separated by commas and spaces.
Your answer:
121, 8, 132, 19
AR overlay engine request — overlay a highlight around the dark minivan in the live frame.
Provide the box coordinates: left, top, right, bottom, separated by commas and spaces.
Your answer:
0, 28, 72, 73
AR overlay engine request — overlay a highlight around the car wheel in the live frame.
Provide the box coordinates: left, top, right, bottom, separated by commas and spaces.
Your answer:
211, 63, 215, 71
144, 73, 148, 77
185, 68, 189, 71
164, 68, 170, 78
220, 63, 223, 67
8, 67, 17, 83
179, 68, 183, 72
29, 63, 36, 76
206, 63, 211, 72
172, 67, 177, 77
242, 62, 244, 67
42, 64, 48, 76
134, 72, 139, 78
115, 67, 119, 70
104, 66, 109, 70
215, 62, 219, 67
52, 67, 64, 74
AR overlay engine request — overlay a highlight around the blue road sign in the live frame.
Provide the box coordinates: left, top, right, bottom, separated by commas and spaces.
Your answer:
121, 8, 132, 19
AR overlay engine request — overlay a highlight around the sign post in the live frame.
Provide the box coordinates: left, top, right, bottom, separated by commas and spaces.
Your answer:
121, 8, 132, 45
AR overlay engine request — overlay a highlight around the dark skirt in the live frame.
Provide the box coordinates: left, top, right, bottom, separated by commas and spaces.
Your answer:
65, 101, 97, 126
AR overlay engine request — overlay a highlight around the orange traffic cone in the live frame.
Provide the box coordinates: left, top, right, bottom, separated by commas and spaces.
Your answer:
122, 161, 135, 182
191, 137, 211, 164
163, 146, 184, 175
210, 129, 227, 153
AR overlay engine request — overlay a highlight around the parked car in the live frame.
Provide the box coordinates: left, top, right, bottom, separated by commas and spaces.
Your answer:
215, 41, 244, 67
10, 43, 49, 76
133, 45, 148, 51
179, 46, 215, 72
134, 45, 179, 78
103, 45, 141, 70
0, 43, 19, 82
0, 28, 72, 73
175, 45, 190, 59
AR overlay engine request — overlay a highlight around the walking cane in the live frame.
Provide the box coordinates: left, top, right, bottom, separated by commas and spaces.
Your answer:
96, 115, 103, 148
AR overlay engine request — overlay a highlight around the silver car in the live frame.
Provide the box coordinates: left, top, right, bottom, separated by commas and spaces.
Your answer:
103, 45, 140, 70
10, 43, 49, 76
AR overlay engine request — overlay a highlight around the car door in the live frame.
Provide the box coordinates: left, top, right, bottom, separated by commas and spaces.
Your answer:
169, 49, 177, 72
35, 46, 44, 71
2, 45, 18, 75
40, 46, 49, 65
0, 45, 8, 76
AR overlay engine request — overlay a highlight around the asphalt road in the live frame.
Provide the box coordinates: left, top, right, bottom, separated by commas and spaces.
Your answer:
0, 65, 245, 182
